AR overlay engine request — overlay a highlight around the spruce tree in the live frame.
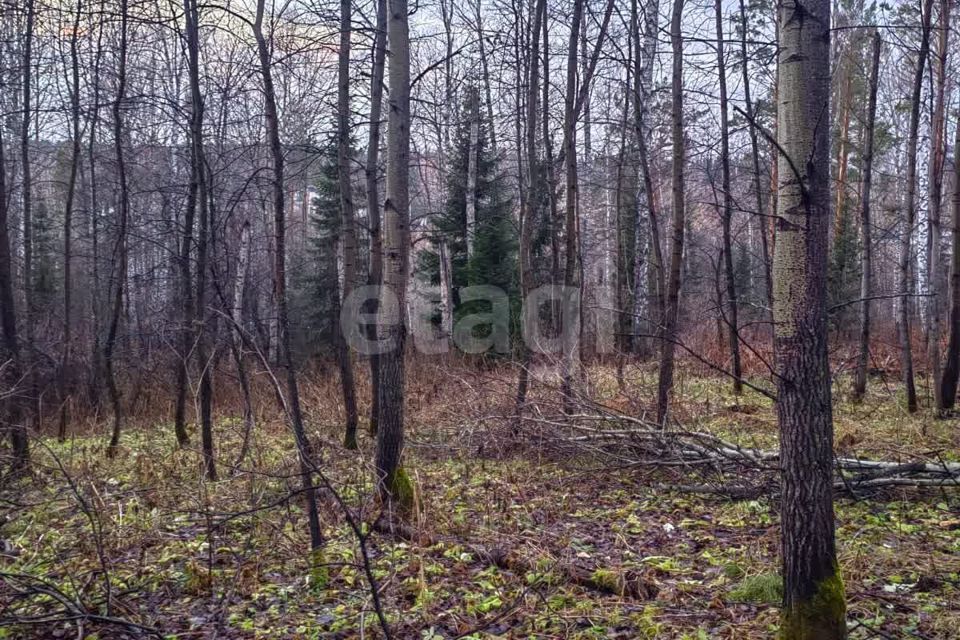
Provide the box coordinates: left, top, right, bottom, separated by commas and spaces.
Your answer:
418, 87, 517, 343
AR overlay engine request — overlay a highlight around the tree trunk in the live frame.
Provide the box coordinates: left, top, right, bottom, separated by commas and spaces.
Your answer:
940, 18, 960, 408
714, 0, 742, 395
897, 0, 934, 414
376, 0, 413, 510
365, 0, 387, 436
105, 0, 130, 457
852, 32, 881, 403
58, 0, 83, 441
738, 0, 772, 317
338, 0, 360, 449
560, 0, 585, 412
20, 0, 36, 424
0, 117, 28, 469
465, 88, 480, 264
513, 0, 546, 420
927, 0, 951, 411
654, 0, 686, 427
185, 0, 216, 480
632, 0, 663, 356
232, 221, 256, 466
774, 0, 845, 635
254, 0, 324, 552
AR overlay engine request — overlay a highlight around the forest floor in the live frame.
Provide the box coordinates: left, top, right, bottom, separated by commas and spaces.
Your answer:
2, 363, 960, 639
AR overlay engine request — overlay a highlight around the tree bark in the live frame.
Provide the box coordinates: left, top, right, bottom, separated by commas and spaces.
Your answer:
513, 0, 546, 420
714, 0, 742, 395
105, 0, 130, 457
231, 221, 256, 467
774, 0, 845, 635
560, 0, 585, 411
20, 0, 36, 424
852, 32, 881, 403
654, 0, 686, 427
928, 0, 951, 411
185, 0, 216, 479
365, 0, 387, 436
58, 0, 83, 441
0, 113, 28, 469
338, 0, 360, 449
738, 0, 772, 317
376, 0, 413, 510
897, 0, 934, 414
254, 0, 324, 551
940, 15, 960, 408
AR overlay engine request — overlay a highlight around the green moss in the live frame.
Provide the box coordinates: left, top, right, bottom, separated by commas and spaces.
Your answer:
729, 572, 783, 604
590, 568, 622, 594
780, 570, 846, 640
386, 466, 416, 512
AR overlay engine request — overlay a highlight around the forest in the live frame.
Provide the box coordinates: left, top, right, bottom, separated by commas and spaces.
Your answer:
1, 0, 959, 636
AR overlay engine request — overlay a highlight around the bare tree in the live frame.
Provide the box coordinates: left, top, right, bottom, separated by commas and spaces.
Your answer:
253, 0, 324, 551
105, 0, 131, 456
655, 0, 687, 426
365, 0, 387, 436
58, 0, 84, 441
714, 0, 742, 395
338, 0, 360, 449
897, 0, 934, 414
852, 31, 881, 403
927, 0, 951, 411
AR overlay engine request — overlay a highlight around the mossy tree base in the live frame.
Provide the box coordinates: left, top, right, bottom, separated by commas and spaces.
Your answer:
384, 466, 416, 513
780, 573, 847, 640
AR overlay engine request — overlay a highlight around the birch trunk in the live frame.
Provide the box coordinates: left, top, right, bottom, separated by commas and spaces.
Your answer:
852, 32, 881, 403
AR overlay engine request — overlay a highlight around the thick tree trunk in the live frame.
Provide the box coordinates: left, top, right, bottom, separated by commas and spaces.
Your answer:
897, 0, 934, 414
852, 32, 881, 403
654, 0, 686, 427
714, 0, 742, 395
774, 0, 845, 635
365, 0, 387, 436
928, 0, 951, 411
254, 0, 324, 552
338, 0, 360, 449
376, 0, 413, 510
